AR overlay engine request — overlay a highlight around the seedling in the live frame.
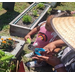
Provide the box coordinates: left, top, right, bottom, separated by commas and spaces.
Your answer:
32, 10, 39, 17
36, 3, 45, 9
22, 15, 32, 23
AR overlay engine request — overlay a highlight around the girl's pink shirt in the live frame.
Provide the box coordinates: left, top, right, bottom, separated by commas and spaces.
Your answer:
33, 23, 57, 48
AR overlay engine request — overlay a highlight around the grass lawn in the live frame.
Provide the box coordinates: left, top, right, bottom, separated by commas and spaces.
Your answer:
0, 2, 75, 72
55, 2, 75, 11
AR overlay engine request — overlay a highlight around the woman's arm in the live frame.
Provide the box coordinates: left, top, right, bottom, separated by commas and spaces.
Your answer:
43, 39, 66, 52
52, 39, 66, 47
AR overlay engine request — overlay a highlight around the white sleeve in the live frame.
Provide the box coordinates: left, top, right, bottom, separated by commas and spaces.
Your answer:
38, 21, 46, 26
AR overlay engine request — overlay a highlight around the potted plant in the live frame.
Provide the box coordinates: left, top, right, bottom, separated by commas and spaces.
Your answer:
0, 36, 25, 58
9, 2, 51, 37
0, 38, 17, 52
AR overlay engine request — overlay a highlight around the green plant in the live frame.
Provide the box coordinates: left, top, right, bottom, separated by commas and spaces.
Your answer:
22, 15, 32, 23
32, 10, 39, 17
0, 38, 16, 50
36, 3, 45, 9
0, 50, 16, 72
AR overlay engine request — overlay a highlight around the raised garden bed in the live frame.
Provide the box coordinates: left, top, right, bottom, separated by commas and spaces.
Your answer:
0, 36, 25, 58
9, 2, 51, 37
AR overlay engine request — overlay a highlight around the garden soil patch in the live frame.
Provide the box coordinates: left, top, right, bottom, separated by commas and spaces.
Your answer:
16, 5, 46, 28
16, 10, 44, 27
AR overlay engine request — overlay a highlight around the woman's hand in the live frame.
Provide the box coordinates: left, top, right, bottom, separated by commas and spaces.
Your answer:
39, 43, 56, 56
43, 43, 56, 53
43, 43, 62, 54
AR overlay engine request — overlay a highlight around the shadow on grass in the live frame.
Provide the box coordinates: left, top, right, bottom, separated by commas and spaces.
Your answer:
0, 10, 20, 31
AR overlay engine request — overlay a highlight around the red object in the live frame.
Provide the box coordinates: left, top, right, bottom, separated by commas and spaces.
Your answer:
18, 61, 25, 72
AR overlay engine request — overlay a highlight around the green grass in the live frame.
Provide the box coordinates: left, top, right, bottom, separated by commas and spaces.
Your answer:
14, 2, 30, 13
54, 2, 75, 11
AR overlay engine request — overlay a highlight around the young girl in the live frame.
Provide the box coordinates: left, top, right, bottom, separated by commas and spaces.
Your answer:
24, 15, 60, 68
24, 15, 58, 48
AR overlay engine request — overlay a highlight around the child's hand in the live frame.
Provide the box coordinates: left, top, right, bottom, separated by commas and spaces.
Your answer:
24, 34, 31, 41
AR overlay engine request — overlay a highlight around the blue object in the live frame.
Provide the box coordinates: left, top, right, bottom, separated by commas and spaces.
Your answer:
35, 48, 45, 56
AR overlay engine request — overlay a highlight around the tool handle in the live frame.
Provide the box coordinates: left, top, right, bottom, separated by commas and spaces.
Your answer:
35, 48, 45, 56
35, 52, 41, 56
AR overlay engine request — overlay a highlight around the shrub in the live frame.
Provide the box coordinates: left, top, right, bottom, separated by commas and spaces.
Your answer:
22, 15, 32, 23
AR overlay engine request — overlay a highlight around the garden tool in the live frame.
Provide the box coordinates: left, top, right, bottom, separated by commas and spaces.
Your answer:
26, 38, 45, 56
28, 42, 45, 56
34, 48, 45, 56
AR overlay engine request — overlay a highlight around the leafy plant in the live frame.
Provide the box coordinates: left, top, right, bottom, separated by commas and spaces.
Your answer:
36, 3, 45, 9
0, 50, 16, 72
32, 10, 39, 17
22, 15, 32, 23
